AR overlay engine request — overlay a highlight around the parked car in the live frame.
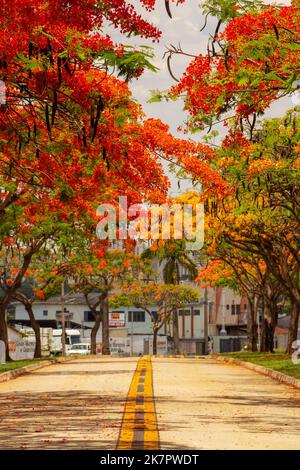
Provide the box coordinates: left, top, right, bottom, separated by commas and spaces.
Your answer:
66, 343, 91, 355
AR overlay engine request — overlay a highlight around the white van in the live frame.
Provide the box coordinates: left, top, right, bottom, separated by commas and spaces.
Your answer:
66, 343, 91, 355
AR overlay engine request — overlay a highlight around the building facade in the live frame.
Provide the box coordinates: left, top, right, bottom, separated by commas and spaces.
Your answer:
13, 292, 206, 354
13, 284, 246, 354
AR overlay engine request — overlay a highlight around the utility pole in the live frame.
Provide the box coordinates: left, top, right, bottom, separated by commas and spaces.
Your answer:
130, 311, 133, 357
204, 287, 208, 355
61, 279, 66, 356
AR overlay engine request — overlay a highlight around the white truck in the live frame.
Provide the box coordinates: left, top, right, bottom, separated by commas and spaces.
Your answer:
11, 327, 82, 357
41, 328, 54, 356
52, 329, 81, 355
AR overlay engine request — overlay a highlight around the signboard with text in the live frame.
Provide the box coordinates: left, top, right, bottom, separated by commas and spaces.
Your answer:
109, 312, 125, 328
9, 339, 35, 360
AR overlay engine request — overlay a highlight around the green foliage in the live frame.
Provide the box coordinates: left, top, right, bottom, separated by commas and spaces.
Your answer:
113, 282, 200, 315
147, 89, 174, 104
0, 358, 52, 373
201, 0, 263, 23
142, 240, 198, 285
220, 352, 300, 380
102, 45, 159, 82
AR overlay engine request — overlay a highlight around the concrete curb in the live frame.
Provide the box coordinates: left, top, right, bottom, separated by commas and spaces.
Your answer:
152, 355, 206, 359
0, 357, 74, 384
213, 355, 300, 390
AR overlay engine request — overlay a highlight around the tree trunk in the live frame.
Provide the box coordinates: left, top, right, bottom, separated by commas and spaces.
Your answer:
0, 303, 10, 361
260, 305, 276, 353
249, 322, 258, 352
286, 300, 300, 355
153, 327, 158, 355
247, 297, 258, 352
0, 252, 34, 361
25, 303, 42, 358
260, 320, 267, 352
172, 309, 180, 354
101, 294, 110, 355
260, 300, 267, 353
268, 321, 276, 353
268, 303, 278, 353
90, 314, 101, 355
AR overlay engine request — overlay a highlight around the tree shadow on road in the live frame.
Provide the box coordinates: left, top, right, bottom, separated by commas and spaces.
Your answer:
0, 390, 125, 450
155, 392, 300, 438
30, 369, 131, 377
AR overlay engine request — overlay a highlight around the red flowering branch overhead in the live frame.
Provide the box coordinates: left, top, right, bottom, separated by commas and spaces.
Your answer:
170, 1, 300, 132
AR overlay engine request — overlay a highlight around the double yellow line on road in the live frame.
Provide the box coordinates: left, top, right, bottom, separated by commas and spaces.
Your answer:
117, 356, 159, 450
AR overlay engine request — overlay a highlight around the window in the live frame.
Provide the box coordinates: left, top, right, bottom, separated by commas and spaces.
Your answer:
226, 304, 230, 310
151, 311, 158, 322
193, 309, 200, 316
84, 311, 96, 322
71, 344, 90, 351
56, 308, 68, 314
128, 311, 145, 322
180, 273, 190, 281
43, 310, 48, 317
70, 335, 81, 345
178, 309, 190, 316
231, 304, 241, 315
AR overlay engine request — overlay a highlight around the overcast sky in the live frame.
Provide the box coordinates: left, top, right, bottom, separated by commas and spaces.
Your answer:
108, 1, 292, 194
111, 1, 217, 135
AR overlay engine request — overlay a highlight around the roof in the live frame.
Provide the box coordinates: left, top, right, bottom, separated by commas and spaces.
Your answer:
278, 314, 300, 331
275, 326, 289, 335
278, 315, 291, 329
14, 292, 101, 306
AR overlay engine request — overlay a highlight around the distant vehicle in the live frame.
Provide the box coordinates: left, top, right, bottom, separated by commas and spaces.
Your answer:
13, 327, 83, 356
52, 329, 81, 354
66, 343, 91, 355
41, 328, 54, 356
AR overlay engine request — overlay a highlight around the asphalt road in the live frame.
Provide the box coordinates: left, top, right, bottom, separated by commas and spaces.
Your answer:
152, 357, 300, 450
0, 356, 299, 450
0, 357, 137, 449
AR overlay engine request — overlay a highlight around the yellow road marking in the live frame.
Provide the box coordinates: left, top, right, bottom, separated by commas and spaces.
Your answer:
117, 356, 159, 450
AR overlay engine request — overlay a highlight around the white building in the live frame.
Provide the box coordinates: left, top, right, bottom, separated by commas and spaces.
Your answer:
13, 292, 207, 355
13, 283, 248, 355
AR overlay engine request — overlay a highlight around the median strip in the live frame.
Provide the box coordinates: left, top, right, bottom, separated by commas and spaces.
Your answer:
117, 356, 159, 450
